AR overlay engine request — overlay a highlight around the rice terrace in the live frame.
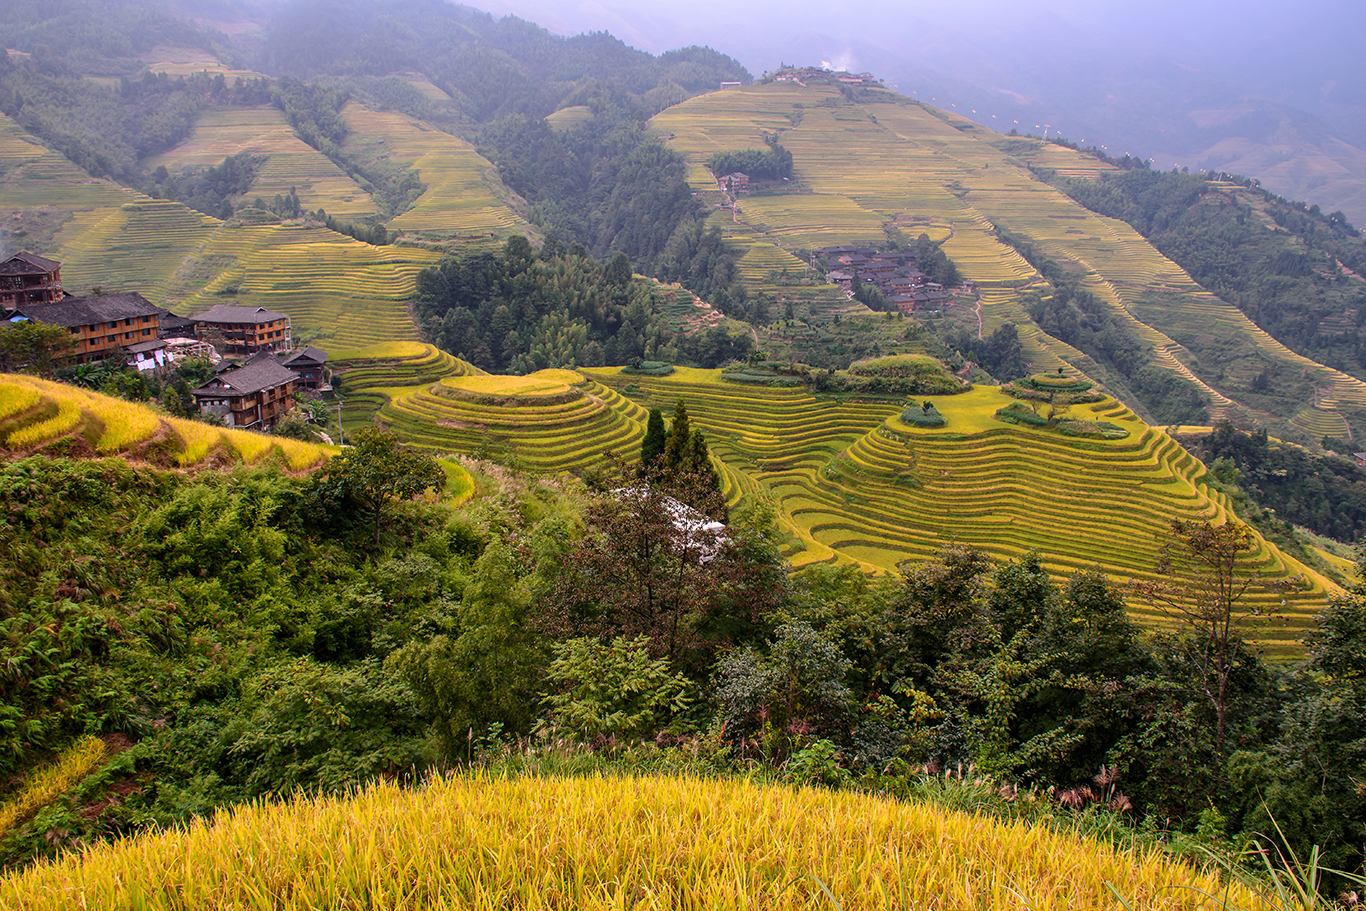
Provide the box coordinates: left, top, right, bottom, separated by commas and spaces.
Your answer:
2, 3, 1366, 906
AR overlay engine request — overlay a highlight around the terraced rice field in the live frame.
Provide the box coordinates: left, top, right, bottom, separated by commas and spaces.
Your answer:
546, 105, 594, 130
652, 85, 1366, 430
56, 199, 221, 301
372, 368, 650, 472
0, 374, 335, 470
141, 46, 268, 83
177, 228, 442, 347
0, 113, 130, 219
651, 86, 1074, 368
341, 103, 533, 241
1288, 404, 1350, 439
578, 368, 1329, 654
143, 107, 377, 220
331, 343, 474, 427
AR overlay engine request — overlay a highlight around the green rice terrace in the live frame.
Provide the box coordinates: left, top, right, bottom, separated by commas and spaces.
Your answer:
651, 82, 1366, 433
341, 350, 1331, 656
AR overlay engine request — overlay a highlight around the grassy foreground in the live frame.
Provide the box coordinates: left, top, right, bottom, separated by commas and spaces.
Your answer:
0, 773, 1258, 910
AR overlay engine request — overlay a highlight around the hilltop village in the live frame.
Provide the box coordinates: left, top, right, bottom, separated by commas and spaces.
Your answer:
2, 252, 327, 431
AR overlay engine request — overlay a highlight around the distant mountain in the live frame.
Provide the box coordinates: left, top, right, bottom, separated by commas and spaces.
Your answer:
467, 0, 1366, 229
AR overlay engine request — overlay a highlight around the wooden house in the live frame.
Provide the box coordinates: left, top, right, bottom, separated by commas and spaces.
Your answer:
193, 304, 292, 356
279, 346, 329, 390
191, 359, 299, 430
719, 172, 750, 194
14, 292, 162, 365
0, 253, 63, 308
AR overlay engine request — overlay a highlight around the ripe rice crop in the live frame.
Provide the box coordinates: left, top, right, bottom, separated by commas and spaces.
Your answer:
0, 736, 105, 838
0, 383, 41, 421
6, 398, 80, 448
0, 773, 1260, 910
168, 416, 226, 466
1, 374, 335, 469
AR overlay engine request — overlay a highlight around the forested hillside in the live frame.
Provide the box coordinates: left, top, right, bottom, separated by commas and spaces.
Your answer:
0, 450, 1361, 888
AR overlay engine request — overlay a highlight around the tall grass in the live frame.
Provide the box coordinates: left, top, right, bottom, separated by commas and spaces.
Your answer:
0, 737, 106, 838
168, 417, 225, 466
1, 773, 1262, 910
0, 381, 41, 421
6, 399, 79, 448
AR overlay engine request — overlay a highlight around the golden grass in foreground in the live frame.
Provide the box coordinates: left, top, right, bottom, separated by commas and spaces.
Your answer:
1, 774, 1260, 910
1, 374, 336, 470
0, 737, 105, 838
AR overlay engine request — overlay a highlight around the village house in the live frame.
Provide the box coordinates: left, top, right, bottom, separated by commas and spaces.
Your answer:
719, 172, 750, 194
0, 252, 63, 308
191, 358, 299, 430
126, 339, 170, 374
13, 292, 162, 365
279, 345, 329, 390
193, 304, 292, 356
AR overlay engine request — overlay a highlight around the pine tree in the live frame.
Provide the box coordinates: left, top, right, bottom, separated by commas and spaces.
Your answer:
686, 430, 720, 494
662, 400, 692, 470
641, 408, 667, 466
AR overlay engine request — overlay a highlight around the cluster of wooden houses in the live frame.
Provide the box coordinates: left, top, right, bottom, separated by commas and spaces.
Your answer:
772, 68, 881, 87
817, 246, 949, 313
1, 252, 327, 431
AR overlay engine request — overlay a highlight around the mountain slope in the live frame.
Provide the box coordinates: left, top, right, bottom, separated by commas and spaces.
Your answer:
650, 80, 1366, 441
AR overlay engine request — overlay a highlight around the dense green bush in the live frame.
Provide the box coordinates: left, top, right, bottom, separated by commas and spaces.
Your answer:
900, 401, 947, 427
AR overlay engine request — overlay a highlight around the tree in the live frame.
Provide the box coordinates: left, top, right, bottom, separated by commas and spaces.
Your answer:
661, 399, 691, 469
0, 320, 76, 377
1134, 520, 1288, 758
605, 251, 632, 286
315, 426, 444, 545
539, 462, 782, 672
640, 407, 667, 466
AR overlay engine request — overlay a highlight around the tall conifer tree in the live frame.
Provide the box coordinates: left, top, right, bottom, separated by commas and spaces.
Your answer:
641, 408, 667, 466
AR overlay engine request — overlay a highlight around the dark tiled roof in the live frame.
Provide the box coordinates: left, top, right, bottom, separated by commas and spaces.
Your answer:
281, 345, 328, 366
0, 252, 61, 276
16, 292, 160, 327
193, 360, 298, 397
194, 304, 290, 324
126, 340, 166, 354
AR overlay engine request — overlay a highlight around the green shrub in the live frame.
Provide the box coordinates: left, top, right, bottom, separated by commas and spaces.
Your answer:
900, 401, 947, 427
994, 405, 1051, 427
620, 361, 675, 376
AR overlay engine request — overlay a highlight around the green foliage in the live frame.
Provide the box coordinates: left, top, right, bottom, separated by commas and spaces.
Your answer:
415, 240, 679, 373
541, 636, 692, 742
707, 142, 794, 181
0, 59, 265, 184
945, 323, 1027, 383
715, 621, 853, 760
481, 114, 736, 290
620, 361, 674, 376
640, 408, 667, 466
312, 426, 443, 545
900, 402, 946, 427
1190, 422, 1366, 543
145, 152, 263, 220
391, 541, 548, 761
0, 322, 75, 378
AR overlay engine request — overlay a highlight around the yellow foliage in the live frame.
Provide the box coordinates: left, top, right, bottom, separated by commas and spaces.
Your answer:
0, 737, 106, 838
0, 774, 1260, 910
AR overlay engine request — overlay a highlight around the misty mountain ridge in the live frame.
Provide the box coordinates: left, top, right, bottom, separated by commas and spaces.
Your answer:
466, 0, 1366, 228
